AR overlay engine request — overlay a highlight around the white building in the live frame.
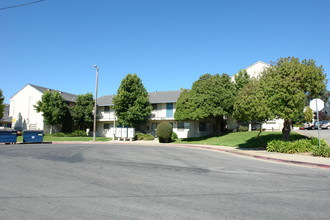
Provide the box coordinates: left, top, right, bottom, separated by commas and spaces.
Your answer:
96, 90, 215, 139
9, 84, 77, 132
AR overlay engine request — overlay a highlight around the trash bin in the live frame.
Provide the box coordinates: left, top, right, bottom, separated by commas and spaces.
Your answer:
0, 130, 17, 144
23, 130, 44, 143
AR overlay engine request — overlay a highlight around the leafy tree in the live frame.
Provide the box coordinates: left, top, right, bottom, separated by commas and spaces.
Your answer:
0, 89, 4, 119
261, 57, 327, 140
113, 73, 152, 127
304, 106, 314, 123
71, 93, 94, 130
175, 73, 236, 135
234, 69, 250, 92
233, 79, 272, 137
34, 91, 68, 133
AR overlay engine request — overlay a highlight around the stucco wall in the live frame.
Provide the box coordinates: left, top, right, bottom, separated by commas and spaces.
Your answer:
10, 85, 44, 130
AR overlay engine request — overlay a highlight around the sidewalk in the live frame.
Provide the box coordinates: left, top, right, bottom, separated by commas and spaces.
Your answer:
54, 140, 330, 169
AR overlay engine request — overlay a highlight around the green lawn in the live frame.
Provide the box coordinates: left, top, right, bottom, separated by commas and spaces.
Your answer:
17, 136, 112, 142
174, 131, 307, 149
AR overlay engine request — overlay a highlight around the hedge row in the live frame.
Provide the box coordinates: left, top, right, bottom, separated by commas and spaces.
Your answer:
267, 138, 330, 157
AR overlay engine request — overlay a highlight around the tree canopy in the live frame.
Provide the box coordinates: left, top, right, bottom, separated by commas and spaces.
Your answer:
34, 91, 68, 133
233, 57, 327, 140
304, 107, 314, 123
233, 79, 272, 124
234, 69, 250, 92
113, 73, 152, 127
0, 89, 4, 119
175, 73, 236, 134
71, 93, 94, 130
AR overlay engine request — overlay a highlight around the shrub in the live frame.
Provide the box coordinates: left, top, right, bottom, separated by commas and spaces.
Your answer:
156, 122, 173, 143
312, 146, 330, 157
50, 132, 67, 137
238, 126, 249, 132
171, 132, 178, 140
267, 138, 328, 154
135, 133, 154, 140
69, 130, 87, 137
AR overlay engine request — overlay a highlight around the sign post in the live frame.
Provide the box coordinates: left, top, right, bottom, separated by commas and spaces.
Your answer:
309, 99, 324, 148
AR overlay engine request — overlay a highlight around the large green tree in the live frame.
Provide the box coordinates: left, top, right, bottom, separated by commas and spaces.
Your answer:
71, 93, 94, 130
34, 91, 68, 133
234, 69, 250, 92
175, 73, 236, 135
233, 79, 272, 136
0, 89, 4, 119
261, 57, 327, 140
113, 73, 152, 127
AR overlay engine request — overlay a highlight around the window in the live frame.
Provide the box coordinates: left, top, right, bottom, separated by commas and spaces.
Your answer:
177, 122, 190, 131
103, 123, 110, 129
166, 103, 173, 117
152, 104, 158, 110
104, 106, 110, 112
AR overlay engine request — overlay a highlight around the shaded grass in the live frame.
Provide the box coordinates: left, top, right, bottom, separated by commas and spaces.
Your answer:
174, 131, 307, 149
17, 136, 112, 142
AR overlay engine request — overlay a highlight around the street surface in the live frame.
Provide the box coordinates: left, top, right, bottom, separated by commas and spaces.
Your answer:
0, 143, 330, 219
297, 129, 330, 143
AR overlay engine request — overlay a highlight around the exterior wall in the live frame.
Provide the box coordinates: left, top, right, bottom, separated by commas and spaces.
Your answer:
98, 106, 116, 122
150, 103, 176, 120
246, 61, 270, 78
9, 85, 44, 130
262, 119, 284, 130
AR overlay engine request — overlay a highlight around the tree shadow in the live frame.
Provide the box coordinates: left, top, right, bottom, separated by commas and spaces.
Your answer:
237, 133, 308, 150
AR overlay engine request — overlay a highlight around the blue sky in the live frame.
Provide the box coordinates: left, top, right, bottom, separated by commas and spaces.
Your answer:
1, 0, 329, 103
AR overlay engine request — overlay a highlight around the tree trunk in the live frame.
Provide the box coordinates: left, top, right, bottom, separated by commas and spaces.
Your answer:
282, 119, 291, 141
257, 123, 262, 138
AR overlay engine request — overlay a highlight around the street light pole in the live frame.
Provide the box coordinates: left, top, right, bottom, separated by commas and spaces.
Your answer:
93, 65, 99, 142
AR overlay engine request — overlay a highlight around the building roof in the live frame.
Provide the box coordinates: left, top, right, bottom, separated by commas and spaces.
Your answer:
97, 90, 183, 106
29, 84, 77, 102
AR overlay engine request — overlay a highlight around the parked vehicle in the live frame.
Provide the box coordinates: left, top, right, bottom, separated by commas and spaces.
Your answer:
320, 121, 330, 129
303, 122, 313, 130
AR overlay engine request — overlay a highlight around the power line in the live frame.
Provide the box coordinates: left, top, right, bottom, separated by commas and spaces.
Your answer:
0, 0, 45, 11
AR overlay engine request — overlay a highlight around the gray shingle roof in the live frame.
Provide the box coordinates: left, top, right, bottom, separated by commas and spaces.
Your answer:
29, 84, 77, 102
97, 90, 183, 106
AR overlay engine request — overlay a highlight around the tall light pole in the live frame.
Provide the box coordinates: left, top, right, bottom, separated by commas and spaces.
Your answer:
93, 65, 99, 141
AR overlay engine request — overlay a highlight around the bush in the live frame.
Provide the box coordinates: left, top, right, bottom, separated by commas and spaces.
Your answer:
267, 138, 328, 155
238, 126, 249, 132
135, 133, 154, 140
156, 122, 173, 143
312, 146, 330, 157
171, 132, 178, 140
50, 132, 67, 137
69, 130, 87, 137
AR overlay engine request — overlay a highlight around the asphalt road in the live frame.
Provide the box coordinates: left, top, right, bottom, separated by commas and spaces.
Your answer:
296, 129, 330, 143
0, 143, 330, 220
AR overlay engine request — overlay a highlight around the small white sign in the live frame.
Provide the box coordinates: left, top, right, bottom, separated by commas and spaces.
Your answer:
310, 99, 324, 112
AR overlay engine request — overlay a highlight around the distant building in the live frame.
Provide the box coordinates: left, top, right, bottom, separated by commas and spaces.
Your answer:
9, 84, 77, 132
0, 104, 12, 129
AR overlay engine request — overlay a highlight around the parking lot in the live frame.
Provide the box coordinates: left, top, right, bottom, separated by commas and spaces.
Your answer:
296, 128, 330, 143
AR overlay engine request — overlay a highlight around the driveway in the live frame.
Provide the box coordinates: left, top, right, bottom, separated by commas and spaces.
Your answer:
296, 129, 330, 143
0, 144, 330, 219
